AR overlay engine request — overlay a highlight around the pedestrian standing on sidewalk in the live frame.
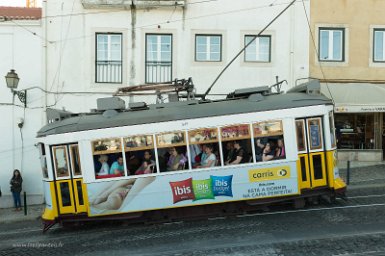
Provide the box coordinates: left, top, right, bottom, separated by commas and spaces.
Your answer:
10, 169, 23, 211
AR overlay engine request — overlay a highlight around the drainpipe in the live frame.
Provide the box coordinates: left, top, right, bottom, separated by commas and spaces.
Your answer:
43, 0, 48, 114
129, 1, 137, 104
289, 2, 295, 89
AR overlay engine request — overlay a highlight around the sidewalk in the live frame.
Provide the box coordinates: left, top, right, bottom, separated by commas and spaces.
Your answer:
0, 161, 384, 224
338, 161, 385, 195
0, 204, 44, 224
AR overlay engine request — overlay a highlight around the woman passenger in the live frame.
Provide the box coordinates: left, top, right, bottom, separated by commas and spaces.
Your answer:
96, 155, 109, 175
227, 141, 247, 165
275, 139, 286, 159
135, 151, 155, 175
195, 144, 216, 168
262, 143, 275, 161
167, 147, 187, 171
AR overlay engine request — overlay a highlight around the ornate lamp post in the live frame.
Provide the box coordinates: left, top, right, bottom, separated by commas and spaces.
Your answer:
5, 69, 27, 107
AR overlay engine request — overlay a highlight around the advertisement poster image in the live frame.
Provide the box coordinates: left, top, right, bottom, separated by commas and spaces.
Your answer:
87, 162, 298, 216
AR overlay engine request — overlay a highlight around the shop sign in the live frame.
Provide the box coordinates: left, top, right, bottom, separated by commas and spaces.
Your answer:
335, 106, 385, 113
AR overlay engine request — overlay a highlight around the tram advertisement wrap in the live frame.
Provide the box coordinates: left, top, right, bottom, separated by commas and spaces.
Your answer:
87, 161, 298, 216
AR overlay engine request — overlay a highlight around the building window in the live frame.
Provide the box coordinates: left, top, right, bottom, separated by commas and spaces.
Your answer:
195, 35, 222, 62
95, 33, 122, 83
145, 34, 172, 83
319, 28, 345, 62
244, 35, 271, 62
374, 29, 385, 62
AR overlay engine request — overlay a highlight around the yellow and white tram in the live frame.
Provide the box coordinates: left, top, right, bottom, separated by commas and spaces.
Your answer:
37, 81, 346, 231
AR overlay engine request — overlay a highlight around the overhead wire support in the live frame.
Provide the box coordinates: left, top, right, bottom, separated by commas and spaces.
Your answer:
203, 0, 297, 100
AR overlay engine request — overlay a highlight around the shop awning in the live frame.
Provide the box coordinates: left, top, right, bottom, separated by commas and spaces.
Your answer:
320, 83, 385, 113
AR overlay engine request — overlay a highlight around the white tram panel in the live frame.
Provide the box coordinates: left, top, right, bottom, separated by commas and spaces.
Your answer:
39, 104, 329, 146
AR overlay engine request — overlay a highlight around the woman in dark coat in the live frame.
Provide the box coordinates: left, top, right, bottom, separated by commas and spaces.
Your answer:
10, 169, 23, 211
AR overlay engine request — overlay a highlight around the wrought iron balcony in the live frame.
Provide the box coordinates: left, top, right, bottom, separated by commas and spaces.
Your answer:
96, 60, 122, 83
145, 61, 172, 84
82, 0, 186, 9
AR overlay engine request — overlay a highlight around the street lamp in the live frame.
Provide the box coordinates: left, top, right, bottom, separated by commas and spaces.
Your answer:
5, 69, 27, 107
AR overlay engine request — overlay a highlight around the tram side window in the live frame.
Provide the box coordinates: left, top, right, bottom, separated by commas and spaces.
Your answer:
221, 124, 252, 165
308, 118, 323, 150
69, 144, 82, 176
188, 128, 221, 169
92, 138, 125, 179
156, 131, 188, 172
296, 120, 306, 152
52, 146, 70, 178
253, 120, 285, 162
124, 135, 156, 176
329, 111, 336, 148
38, 143, 48, 179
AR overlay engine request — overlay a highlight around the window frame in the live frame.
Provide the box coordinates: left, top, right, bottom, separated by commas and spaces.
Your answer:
373, 28, 385, 63
145, 33, 173, 84
244, 35, 271, 63
95, 32, 123, 84
52, 145, 70, 179
195, 34, 222, 62
318, 27, 345, 62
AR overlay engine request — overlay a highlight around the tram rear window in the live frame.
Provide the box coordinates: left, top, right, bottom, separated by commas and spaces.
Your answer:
253, 120, 285, 162
38, 143, 48, 179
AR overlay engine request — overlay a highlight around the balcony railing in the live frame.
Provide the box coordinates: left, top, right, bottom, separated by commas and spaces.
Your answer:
145, 61, 172, 84
96, 60, 122, 83
82, 0, 186, 9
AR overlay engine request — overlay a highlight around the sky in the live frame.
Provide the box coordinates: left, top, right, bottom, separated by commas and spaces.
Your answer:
0, 0, 42, 7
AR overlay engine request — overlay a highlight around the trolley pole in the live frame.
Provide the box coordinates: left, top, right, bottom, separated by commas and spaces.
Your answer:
23, 191, 27, 215
346, 161, 350, 185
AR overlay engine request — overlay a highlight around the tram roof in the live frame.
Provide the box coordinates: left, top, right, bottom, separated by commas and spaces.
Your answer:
37, 92, 332, 137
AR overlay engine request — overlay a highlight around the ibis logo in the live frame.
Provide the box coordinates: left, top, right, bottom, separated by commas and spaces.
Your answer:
169, 175, 233, 204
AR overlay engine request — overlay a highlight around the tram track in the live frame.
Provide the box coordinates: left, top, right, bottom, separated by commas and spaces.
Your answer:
1, 193, 385, 256
0, 193, 384, 237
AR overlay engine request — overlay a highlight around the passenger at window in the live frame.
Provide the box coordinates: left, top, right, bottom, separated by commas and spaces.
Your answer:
275, 139, 285, 159
195, 144, 216, 168
194, 144, 207, 168
167, 147, 187, 171
224, 141, 234, 165
227, 141, 247, 165
96, 155, 109, 175
135, 151, 155, 175
255, 138, 266, 162
110, 155, 124, 175
262, 143, 275, 161
189, 144, 202, 166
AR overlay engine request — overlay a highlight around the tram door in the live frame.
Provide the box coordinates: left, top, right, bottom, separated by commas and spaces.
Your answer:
52, 144, 88, 215
296, 117, 328, 190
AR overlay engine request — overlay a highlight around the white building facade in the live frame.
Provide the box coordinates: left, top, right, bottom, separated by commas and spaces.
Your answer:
2, 0, 310, 207
43, 0, 310, 110
0, 7, 44, 207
